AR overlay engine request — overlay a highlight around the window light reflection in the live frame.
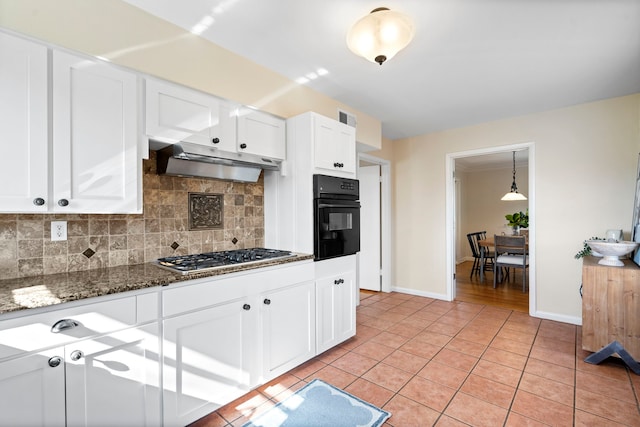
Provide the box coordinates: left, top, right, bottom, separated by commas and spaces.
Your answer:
12, 285, 61, 308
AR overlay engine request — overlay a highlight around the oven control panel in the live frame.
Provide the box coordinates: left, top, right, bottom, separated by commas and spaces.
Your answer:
313, 174, 359, 199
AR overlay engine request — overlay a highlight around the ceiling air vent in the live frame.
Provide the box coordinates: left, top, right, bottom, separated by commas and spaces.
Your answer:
338, 110, 357, 128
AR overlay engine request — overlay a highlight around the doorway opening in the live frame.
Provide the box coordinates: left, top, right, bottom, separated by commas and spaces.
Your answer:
445, 143, 535, 314
357, 153, 391, 296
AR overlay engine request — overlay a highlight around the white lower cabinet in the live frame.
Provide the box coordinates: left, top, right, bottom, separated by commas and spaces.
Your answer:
0, 348, 66, 427
316, 256, 357, 354
0, 293, 160, 427
261, 280, 315, 381
0, 260, 342, 427
162, 297, 255, 427
161, 261, 315, 427
65, 323, 161, 427
0, 323, 160, 427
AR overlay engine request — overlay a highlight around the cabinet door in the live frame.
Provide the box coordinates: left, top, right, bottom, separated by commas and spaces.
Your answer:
0, 348, 66, 427
335, 269, 356, 343
0, 33, 48, 213
316, 269, 356, 354
163, 300, 255, 427
145, 79, 236, 151
334, 124, 356, 174
313, 114, 356, 176
237, 108, 286, 160
52, 51, 140, 213
64, 323, 161, 427
261, 281, 315, 381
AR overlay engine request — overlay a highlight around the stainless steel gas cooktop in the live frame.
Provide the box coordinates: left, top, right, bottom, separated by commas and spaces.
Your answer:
156, 248, 294, 275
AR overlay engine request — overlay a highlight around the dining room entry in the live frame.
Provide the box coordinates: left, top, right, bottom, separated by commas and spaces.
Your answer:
446, 144, 535, 313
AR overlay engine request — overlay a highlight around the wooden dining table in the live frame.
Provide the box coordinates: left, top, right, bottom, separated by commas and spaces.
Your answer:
478, 236, 529, 282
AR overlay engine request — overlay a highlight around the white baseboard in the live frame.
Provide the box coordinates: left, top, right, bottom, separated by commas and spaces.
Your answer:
532, 310, 582, 326
390, 285, 450, 301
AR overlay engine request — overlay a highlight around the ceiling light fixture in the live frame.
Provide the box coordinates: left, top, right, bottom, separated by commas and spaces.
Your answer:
346, 7, 415, 65
501, 151, 527, 201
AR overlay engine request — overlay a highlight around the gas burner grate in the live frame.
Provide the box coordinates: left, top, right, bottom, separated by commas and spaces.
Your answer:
156, 248, 294, 274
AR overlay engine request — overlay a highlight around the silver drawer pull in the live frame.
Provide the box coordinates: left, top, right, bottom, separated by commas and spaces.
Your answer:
51, 319, 80, 333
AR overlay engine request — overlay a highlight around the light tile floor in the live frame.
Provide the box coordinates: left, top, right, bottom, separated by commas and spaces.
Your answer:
192, 291, 640, 427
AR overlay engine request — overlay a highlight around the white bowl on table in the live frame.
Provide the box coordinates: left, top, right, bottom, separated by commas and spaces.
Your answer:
585, 240, 639, 267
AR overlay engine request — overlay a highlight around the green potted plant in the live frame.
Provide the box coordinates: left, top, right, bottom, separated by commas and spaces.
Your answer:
505, 210, 528, 235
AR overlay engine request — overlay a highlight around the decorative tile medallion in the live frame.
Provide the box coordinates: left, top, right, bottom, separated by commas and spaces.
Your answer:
82, 248, 95, 259
189, 193, 224, 230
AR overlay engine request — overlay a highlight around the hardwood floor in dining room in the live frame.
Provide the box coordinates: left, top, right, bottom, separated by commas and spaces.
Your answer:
455, 260, 528, 312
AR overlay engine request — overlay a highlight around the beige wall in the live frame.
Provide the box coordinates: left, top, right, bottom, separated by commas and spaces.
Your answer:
0, 0, 381, 149
458, 166, 529, 260
391, 94, 640, 322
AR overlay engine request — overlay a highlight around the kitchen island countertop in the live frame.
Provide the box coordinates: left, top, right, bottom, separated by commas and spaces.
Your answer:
0, 252, 314, 315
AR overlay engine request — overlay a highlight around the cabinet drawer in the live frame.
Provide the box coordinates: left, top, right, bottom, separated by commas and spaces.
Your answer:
163, 262, 314, 317
0, 296, 137, 360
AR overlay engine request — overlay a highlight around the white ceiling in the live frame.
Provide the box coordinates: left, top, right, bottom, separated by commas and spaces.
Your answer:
123, 0, 640, 144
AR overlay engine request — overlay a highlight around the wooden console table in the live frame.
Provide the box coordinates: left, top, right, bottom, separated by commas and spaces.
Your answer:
582, 256, 640, 373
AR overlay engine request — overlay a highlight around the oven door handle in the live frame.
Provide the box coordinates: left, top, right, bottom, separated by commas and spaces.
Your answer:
317, 202, 360, 209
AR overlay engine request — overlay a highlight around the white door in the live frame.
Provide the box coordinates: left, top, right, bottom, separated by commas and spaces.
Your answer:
0, 32, 48, 213
237, 108, 285, 160
261, 281, 315, 381
145, 78, 236, 151
316, 268, 356, 354
0, 349, 66, 427
359, 165, 381, 291
52, 50, 140, 213
163, 300, 254, 427
65, 324, 161, 427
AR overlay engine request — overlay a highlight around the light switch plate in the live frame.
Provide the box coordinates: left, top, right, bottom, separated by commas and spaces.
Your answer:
51, 221, 67, 241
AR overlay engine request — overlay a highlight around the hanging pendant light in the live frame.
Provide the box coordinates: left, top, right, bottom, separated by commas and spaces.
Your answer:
346, 7, 415, 65
501, 151, 527, 201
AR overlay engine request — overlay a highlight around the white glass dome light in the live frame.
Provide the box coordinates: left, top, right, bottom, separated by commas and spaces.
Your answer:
347, 7, 415, 65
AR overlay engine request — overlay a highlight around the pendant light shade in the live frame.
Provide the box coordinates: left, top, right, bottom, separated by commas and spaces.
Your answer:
347, 7, 415, 65
501, 151, 527, 201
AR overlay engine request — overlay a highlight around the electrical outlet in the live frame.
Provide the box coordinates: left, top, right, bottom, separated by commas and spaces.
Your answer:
51, 221, 67, 241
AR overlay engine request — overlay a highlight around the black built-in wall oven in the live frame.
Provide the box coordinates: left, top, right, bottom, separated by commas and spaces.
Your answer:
313, 174, 361, 261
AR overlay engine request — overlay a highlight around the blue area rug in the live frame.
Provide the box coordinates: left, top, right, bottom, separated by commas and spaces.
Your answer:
242, 379, 391, 427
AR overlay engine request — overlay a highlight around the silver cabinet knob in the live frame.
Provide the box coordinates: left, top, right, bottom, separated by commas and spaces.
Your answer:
48, 356, 62, 367
57, 199, 69, 207
70, 350, 84, 361
33, 198, 45, 206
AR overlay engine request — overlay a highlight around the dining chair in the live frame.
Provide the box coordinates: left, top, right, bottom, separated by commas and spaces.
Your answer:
493, 234, 529, 292
466, 231, 495, 279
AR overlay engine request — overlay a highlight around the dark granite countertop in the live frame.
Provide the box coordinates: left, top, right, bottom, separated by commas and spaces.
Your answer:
0, 253, 314, 315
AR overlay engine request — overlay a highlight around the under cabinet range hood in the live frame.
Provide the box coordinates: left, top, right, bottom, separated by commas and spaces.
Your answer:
156, 142, 281, 183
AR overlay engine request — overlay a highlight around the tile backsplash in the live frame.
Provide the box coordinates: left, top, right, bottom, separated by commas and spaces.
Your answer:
0, 152, 264, 279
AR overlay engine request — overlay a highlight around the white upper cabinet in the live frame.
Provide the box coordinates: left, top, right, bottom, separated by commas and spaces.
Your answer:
145, 78, 237, 152
0, 32, 48, 212
0, 32, 142, 214
312, 113, 356, 176
52, 50, 141, 213
237, 107, 286, 160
